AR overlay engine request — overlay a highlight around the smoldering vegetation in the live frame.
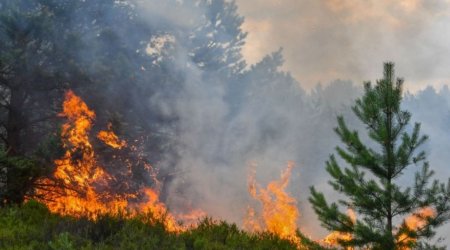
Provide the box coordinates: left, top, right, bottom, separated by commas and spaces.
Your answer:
1, 0, 450, 243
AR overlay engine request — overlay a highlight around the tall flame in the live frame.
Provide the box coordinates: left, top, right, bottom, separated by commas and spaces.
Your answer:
33, 90, 201, 232
244, 161, 301, 244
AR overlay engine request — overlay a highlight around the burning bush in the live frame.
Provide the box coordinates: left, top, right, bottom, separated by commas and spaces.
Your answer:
31, 90, 202, 232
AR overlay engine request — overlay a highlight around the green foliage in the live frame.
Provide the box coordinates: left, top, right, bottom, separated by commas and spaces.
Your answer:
0, 132, 63, 205
0, 148, 44, 205
182, 217, 300, 249
0, 201, 325, 249
48, 232, 76, 250
309, 63, 450, 249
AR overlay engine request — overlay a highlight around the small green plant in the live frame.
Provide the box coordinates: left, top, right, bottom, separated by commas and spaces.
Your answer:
49, 232, 75, 250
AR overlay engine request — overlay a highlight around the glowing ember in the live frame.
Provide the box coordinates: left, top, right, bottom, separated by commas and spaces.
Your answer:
33, 90, 201, 232
244, 161, 301, 244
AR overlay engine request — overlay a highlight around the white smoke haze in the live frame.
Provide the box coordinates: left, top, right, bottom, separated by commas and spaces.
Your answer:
236, 0, 450, 91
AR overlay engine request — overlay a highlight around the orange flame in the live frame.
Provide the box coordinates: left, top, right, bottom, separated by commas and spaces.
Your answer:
398, 207, 436, 249
322, 206, 436, 249
404, 207, 435, 230
33, 90, 201, 232
97, 123, 127, 149
322, 209, 355, 249
244, 161, 301, 244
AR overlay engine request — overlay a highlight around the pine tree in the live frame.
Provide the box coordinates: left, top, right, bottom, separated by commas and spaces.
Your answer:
309, 63, 450, 249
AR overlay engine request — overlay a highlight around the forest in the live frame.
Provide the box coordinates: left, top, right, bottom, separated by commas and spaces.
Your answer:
1, 0, 450, 249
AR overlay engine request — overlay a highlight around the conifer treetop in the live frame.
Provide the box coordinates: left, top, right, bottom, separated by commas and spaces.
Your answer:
309, 62, 450, 249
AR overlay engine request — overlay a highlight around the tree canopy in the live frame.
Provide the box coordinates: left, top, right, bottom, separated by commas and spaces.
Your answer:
310, 63, 450, 249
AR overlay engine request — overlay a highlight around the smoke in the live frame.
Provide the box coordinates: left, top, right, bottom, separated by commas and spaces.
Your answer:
236, 0, 450, 91
5, 0, 449, 245
123, 0, 450, 245
402, 87, 450, 246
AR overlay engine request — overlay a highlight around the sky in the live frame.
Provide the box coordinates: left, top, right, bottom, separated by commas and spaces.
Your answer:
235, 0, 450, 91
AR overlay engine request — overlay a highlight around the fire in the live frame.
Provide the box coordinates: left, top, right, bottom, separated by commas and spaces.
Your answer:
244, 161, 301, 244
322, 209, 356, 249
404, 207, 435, 230
33, 90, 201, 232
32, 90, 436, 246
322, 206, 436, 249
397, 207, 436, 249
97, 123, 127, 149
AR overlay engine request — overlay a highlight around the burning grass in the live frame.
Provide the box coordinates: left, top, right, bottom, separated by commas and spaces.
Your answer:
12, 90, 435, 249
18, 90, 326, 249
245, 161, 301, 245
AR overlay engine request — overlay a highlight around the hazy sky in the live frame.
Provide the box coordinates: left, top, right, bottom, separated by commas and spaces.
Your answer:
235, 0, 450, 91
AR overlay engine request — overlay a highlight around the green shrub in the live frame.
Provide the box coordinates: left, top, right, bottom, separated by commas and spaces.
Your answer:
0, 201, 327, 250
0, 149, 43, 205
49, 232, 75, 250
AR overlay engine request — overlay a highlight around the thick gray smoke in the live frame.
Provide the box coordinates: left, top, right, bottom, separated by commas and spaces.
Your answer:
126, 0, 450, 246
